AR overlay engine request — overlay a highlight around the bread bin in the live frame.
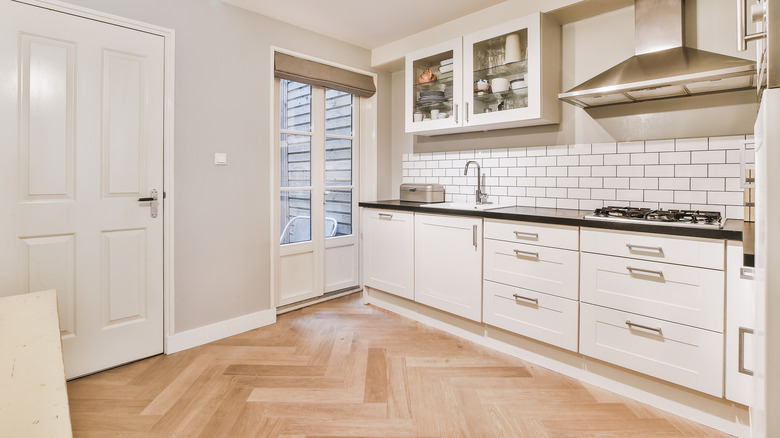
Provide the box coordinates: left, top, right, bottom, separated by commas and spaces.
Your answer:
400, 183, 445, 203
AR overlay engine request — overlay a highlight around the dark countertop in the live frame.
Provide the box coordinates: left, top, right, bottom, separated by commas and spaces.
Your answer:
360, 200, 755, 266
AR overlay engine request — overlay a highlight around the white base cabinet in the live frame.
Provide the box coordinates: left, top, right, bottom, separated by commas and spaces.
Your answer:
725, 240, 755, 406
362, 209, 415, 300
414, 214, 482, 322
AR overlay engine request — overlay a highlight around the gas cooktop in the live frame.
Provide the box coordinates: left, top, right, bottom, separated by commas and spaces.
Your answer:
584, 206, 723, 229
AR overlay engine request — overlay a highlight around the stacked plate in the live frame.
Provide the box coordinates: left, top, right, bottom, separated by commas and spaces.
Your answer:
417, 90, 445, 106
439, 57, 454, 73
444, 86, 453, 99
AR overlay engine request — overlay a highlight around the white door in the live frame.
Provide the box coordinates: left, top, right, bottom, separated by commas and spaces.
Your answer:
276, 79, 359, 306
0, 1, 165, 379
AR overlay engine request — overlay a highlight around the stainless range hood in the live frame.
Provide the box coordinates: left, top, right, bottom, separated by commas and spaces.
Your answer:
558, 0, 756, 108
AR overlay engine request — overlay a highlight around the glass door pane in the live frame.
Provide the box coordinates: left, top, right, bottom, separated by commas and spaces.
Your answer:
279, 191, 311, 244
280, 80, 313, 246
325, 189, 352, 237
324, 88, 355, 239
471, 29, 528, 114
411, 50, 455, 123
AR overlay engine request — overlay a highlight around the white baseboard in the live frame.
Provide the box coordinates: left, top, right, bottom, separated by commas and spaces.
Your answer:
165, 308, 277, 354
364, 288, 751, 438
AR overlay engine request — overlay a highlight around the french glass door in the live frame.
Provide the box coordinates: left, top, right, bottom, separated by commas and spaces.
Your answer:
276, 79, 359, 306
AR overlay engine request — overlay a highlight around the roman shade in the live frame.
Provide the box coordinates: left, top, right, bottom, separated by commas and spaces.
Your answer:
274, 52, 376, 98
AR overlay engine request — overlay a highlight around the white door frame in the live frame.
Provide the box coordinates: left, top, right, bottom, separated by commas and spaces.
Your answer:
269, 47, 378, 310
13, 0, 177, 353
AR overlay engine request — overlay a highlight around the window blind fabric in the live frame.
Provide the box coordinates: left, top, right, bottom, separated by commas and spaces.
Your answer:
274, 52, 376, 98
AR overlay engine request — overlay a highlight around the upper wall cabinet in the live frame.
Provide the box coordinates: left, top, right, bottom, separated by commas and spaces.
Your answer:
405, 12, 561, 136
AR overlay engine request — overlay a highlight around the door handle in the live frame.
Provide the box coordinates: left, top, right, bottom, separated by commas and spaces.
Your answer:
138, 189, 159, 218
473, 225, 478, 249
739, 326, 754, 376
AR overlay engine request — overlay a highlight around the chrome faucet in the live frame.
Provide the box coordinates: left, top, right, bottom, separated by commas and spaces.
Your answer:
464, 160, 490, 205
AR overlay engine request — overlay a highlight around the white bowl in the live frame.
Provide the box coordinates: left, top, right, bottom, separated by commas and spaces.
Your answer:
491, 77, 510, 93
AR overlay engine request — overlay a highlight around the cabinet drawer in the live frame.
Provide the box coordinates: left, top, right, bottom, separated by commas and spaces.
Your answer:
484, 239, 579, 300
483, 280, 578, 352
580, 228, 724, 270
485, 219, 578, 250
580, 303, 723, 397
581, 253, 724, 332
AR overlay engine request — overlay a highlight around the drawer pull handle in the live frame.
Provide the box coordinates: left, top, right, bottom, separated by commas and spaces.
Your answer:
740, 267, 755, 280
378, 213, 393, 220
513, 249, 539, 259
626, 320, 663, 335
514, 231, 539, 240
513, 293, 538, 304
626, 266, 664, 280
626, 243, 664, 254
739, 326, 754, 376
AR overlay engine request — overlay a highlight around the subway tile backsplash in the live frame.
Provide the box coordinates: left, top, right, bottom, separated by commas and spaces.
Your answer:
402, 135, 751, 220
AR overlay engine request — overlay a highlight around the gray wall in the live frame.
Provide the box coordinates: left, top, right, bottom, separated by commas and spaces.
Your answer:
64, 0, 390, 332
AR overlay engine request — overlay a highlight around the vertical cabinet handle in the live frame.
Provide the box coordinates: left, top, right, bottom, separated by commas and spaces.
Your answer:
465, 102, 470, 123
454, 103, 459, 124
473, 225, 478, 249
739, 327, 755, 376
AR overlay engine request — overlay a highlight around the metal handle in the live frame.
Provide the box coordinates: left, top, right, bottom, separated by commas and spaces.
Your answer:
739, 326, 754, 376
513, 249, 539, 259
454, 103, 459, 124
737, 0, 767, 51
137, 189, 158, 202
513, 293, 538, 304
626, 320, 663, 335
514, 231, 539, 240
465, 102, 470, 123
378, 213, 393, 221
740, 139, 756, 188
138, 189, 159, 218
626, 243, 664, 254
473, 225, 478, 248
740, 266, 755, 280
627, 266, 665, 279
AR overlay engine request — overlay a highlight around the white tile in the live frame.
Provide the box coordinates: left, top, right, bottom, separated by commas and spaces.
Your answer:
420, 152, 433, 161
426, 161, 439, 169
675, 137, 708, 151
616, 189, 644, 201
568, 188, 591, 199
508, 167, 527, 177
420, 169, 433, 177
644, 190, 674, 203
536, 156, 557, 167
409, 154, 421, 161
492, 186, 508, 196
591, 188, 617, 200
547, 187, 567, 198
708, 191, 744, 206
444, 193, 454, 202
414, 161, 427, 169
408, 169, 420, 177
452, 194, 469, 203
569, 166, 592, 177
432, 152, 446, 161
580, 155, 605, 166
403, 169, 410, 177
725, 205, 744, 220
482, 158, 499, 167
547, 145, 568, 156
491, 167, 508, 177
660, 151, 691, 165
708, 135, 745, 150
659, 203, 690, 210
402, 176, 414, 183
527, 146, 547, 156
500, 157, 517, 167
604, 154, 630, 166
537, 177, 557, 187
604, 178, 630, 189
499, 177, 517, 186
491, 148, 509, 158
592, 142, 617, 154
527, 187, 545, 197
629, 201, 659, 210
425, 177, 439, 184
433, 169, 446, 177
630, 153, 659, 165
484, 176, 499, 186
451, 176, 467, 185
403, 161, 414, 169
459, 185, 475, 194
644, 165, 675, 177
568, 143, 592, 155
725, 177, 743, 192
508, 186, 526, 196
413, 177, 427, 183
557, 155, 579, 166
617, 166, 644, 177
439, 177, 453, 185
460, 150, 475, 159
580, 199, 606, 210
518, 197, 538, 207
675, 164, 707, 177
617, 141, 644, 153
446, 151, 460, 160
726, 150, 741, 164
547, 167, 568, 177
674, 191, 707, 204
580, 177, 603, 188
527, 167, 546, 177
498, 196, 516, 205
446, 168, 461, 177
516, 157, 535, 167
474, 149, 492, 159
438, 160, 453, 169
709, 163, 739, 177
690, 178, 725, 191
452, 159, 467, 168
644, 139, 675, 152
402, 153, 410, 161
508, 147, 527, 157
630, 178, 659, 190
557, 198, 579, 209
557, 177, 578, 187
658, 177, 690, 190
517, 177, 536, 186
691, 150, 726, 164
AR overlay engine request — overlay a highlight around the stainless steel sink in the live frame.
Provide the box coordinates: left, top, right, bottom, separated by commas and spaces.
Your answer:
423, 202, 513, 211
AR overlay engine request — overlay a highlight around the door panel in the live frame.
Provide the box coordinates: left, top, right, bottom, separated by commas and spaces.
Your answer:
0, 1, 164, 379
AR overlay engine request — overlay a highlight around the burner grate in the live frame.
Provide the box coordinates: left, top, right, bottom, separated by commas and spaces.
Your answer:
590, 206, 722, 227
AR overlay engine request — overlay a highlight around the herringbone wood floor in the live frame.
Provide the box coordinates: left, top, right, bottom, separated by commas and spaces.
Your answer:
67, 293, 733, 437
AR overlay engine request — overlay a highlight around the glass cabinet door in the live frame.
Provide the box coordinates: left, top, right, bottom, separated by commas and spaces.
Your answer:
405, 38, 463, 133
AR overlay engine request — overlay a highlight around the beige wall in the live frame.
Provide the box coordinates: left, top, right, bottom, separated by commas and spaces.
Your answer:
381, 0, 759, 185
64, 0, 390, 332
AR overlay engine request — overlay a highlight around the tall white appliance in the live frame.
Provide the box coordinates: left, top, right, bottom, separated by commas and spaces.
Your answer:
741, 0, 780, 436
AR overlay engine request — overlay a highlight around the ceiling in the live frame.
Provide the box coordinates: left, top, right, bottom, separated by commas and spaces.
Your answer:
220, 0, 508, 49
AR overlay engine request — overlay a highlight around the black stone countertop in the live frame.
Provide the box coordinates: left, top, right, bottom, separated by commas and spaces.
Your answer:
360, 200, 755, 266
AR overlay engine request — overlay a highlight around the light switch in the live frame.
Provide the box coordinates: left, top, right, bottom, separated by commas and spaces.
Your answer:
214, 153, 227, 165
